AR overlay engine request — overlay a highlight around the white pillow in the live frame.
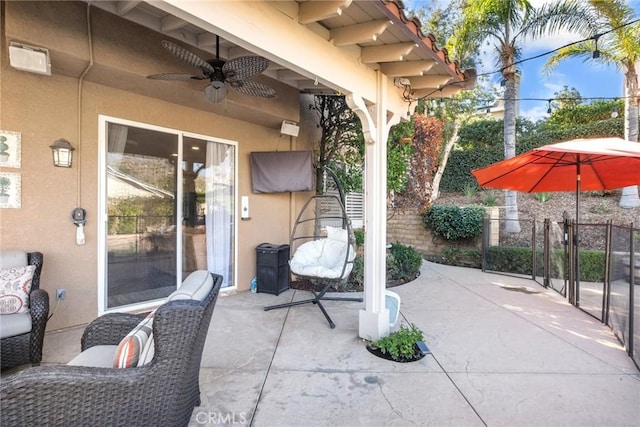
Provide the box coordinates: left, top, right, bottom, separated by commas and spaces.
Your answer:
0, 265, 35, 314
326, 226, 348, 243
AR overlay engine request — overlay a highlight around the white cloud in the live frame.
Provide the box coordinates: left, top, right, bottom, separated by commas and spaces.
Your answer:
520, 104, 549, 121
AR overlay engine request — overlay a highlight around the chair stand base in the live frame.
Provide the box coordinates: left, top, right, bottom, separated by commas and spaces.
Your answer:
264, 293, 363, 329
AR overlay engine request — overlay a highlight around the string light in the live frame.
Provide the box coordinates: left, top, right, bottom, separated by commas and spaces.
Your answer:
611, 103, 619, 118
546, 99, 552, 114
592, 35, 600, 59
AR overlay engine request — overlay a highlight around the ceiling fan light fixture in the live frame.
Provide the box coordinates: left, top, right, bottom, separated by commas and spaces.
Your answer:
204, 81, 227, 103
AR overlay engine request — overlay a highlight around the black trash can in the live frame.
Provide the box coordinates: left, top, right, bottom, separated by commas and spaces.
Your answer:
255, 243, 290, 295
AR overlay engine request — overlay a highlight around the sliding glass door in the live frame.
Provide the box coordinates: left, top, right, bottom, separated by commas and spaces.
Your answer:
99, 116, 236, 313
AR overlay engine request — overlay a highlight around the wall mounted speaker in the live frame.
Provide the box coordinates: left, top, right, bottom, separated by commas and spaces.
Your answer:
9, 42, 51, 76
280, 120, 300, 137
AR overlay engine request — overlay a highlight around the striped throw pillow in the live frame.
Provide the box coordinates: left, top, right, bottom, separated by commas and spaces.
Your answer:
113, 311, 155, 368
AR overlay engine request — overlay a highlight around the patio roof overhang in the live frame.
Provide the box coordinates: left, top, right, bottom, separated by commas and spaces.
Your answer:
8, 0, 473, 340
87, 0, 474, 341
87, 0, 474, 123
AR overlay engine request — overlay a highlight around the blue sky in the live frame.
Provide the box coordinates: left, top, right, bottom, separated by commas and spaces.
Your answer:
405, 0, 640, 121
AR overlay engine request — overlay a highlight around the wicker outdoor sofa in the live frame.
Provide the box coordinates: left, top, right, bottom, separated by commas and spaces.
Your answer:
1, 271, 222, 427
1, 251, 49, 370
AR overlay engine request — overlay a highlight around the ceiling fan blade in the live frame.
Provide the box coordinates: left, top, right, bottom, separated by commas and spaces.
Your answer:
229, 80, 277, 99
222, 56, 270, 82
147, 73, 205, 81
161, 40, 216, 75
204, 81, 228, 103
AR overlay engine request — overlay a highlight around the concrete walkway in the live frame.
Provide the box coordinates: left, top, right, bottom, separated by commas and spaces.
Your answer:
37, 261, 640, 426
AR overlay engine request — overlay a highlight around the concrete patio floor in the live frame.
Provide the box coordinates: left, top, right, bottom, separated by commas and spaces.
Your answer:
30, 261, 640, 426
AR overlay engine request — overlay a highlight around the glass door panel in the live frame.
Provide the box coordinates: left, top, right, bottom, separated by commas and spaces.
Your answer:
106, 123, 178, 308
182, 136, 235, 288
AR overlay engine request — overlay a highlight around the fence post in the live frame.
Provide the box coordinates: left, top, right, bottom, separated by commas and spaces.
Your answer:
602, 221, 612, 325
531, 220, 536, 281
482, 217, 489, 272
567, 220, 576, 306
543, 219, 550, 288
629, 223, 635, 358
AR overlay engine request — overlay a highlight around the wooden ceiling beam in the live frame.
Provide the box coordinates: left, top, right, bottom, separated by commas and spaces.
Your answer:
161, 15, 187, 33
379, 60, 435, 77
360, 42, 417, 63
408, 75, 452, 89
298, 0, 352, 25
116, 1, 140, 16
330, 19, 392, 47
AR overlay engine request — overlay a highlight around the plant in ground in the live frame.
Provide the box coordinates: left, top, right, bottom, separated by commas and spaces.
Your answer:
463, 182, 478, 198
483, 191, 497, 206
372, 323, 424, 361
387, 242, 422, 281
423, 205, 485, 241
534, 192, 553, 203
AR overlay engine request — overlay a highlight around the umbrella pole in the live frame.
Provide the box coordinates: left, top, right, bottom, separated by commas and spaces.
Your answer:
574, 163, 580, 306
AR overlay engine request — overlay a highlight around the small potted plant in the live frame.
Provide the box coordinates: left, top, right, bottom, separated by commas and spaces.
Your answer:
0, 136, 9, 163
366, 323, 427, 362
0, 176, 10, 203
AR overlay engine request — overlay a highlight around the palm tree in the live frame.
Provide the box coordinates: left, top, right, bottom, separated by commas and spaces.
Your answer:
450, 0, 585, 232
544, 0, 640, 208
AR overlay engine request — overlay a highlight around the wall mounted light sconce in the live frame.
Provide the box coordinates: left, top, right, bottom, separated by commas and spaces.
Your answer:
49, 138, 75, 168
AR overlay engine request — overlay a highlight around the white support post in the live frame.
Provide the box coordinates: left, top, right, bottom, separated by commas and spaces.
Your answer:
349, 71, 391, 341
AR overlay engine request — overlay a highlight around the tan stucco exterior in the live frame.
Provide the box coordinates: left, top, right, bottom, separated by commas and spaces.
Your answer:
1, 1, 311, 330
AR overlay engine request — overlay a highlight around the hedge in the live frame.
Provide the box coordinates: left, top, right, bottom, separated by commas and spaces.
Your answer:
486, 246, 605, 282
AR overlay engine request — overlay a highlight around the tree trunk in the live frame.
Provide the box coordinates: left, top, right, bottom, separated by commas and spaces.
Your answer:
619, 66, 640, 208
429, 121, 460, 203
503, 70, 521, 233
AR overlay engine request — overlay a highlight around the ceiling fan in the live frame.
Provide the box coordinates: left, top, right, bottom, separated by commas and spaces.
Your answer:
147, 37, 277, 103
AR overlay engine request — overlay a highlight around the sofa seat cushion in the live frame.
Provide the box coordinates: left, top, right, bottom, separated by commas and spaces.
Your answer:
168, 270, 213, 301
68, 345, 118, 368
0, 265, 35, 314
0, 312, 32, 339
0, 251, 28, 270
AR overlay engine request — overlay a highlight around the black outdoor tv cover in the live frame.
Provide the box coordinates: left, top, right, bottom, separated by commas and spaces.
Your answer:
250, 151, 314, 193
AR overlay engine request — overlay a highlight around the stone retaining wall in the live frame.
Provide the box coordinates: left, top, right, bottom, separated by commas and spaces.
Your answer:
386, 207, 481, 258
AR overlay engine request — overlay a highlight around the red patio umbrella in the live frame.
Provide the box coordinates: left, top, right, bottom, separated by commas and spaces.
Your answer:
472, 137, 640, 223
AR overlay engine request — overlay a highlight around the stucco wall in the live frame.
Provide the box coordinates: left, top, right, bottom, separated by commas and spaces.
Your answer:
1, 1, 312, 330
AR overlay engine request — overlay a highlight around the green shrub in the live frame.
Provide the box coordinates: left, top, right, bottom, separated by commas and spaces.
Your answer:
372, 323, 424, 360
349, 255, 364, 288
354, 229, 365, 246
486, 246, 537, 275
388, 242, 422, 281
423, 205, 485, 241
486, 246, 604, 282
441, 248, 481, 268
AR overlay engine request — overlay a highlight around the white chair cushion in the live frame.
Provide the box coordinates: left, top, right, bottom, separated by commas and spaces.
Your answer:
0, 312, 32, 339
290, 234, 355, 280
68, 345, 118, 368
168, 270, 213, 301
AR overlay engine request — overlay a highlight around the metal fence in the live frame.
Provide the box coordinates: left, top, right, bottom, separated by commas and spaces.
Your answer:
482, 217, 638, 370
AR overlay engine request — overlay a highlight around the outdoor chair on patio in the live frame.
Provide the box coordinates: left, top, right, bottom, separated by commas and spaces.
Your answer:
265, 169, 362, 328
1, 271, 222, 427
0, 251, 49, 370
